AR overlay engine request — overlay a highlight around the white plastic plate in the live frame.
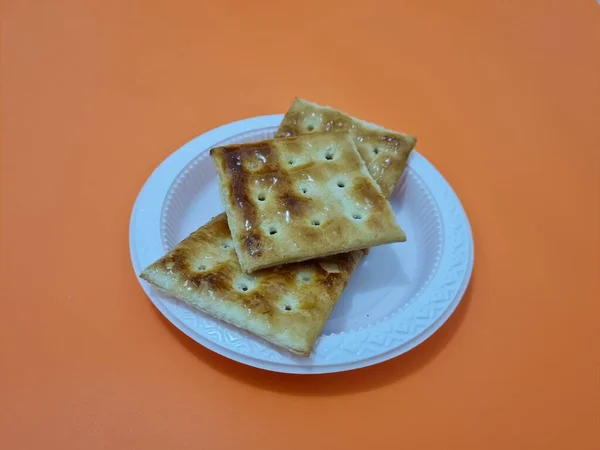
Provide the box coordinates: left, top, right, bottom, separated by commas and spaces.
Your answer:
130, 115, 474, 374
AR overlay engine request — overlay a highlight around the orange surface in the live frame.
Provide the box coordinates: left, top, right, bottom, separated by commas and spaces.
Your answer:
1, 1, 599, 449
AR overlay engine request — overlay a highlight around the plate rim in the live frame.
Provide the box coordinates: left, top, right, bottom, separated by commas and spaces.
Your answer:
129, 115, 474, 374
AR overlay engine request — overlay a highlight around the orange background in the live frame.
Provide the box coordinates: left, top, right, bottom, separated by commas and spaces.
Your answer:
1, 1, 599, 449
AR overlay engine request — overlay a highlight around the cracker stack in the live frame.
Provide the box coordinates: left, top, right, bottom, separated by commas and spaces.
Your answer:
140, 98, 416, 356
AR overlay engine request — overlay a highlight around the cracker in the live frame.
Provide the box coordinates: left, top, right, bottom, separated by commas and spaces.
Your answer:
210, 132, 406, 273
276, 98, 416, 198
140, 214, 363, 356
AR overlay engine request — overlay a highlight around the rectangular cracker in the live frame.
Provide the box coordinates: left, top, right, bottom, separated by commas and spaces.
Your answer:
276, 98, 416, 198
140, 214, 364, 356
210, 132, 406, 273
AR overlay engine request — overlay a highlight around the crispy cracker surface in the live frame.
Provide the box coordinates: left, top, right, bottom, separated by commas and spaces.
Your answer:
210, 132, 405, 273
276, 98, 416, 198
141, 214, 363, 356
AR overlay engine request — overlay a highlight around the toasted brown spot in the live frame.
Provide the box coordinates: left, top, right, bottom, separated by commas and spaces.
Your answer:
222, 143, 275, 232
210, 214, 231, 234
333, 256, 353, 273
322, 273, 343, 293
242, 293, 274, 316
351, 177, 386, 208
244, 232, 263, 257
264, 265, 297, 285
279, 193, 309, 216
189, 271, 230, 291
165, 252, 188, 274
224, 152, 253, 222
